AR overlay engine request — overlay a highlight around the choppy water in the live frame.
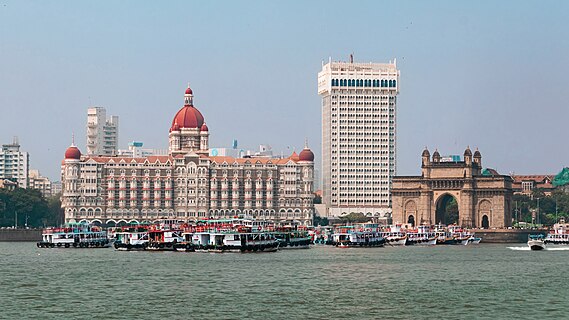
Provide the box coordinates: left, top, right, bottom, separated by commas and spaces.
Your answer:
0, 243, 567, 319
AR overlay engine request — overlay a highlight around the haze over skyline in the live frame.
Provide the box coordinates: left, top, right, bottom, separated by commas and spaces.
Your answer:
1, 0, 568, 181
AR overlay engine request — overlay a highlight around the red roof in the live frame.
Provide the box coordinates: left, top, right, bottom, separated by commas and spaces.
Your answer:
171, 105, 204, 131
64, 145, 81, 160
299, 148, 314, 162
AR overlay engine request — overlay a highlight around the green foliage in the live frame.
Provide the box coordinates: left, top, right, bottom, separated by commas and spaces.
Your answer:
445, 197, 459, 224
313, 215, 329, 226
0, 189, 62, 228
313, 194, 322, 204
512, 188, 569, 226
339, 212, 371, 224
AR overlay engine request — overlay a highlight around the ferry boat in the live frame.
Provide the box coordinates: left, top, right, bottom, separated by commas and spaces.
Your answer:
146, 220, 184, 251
544, 219, 569, 246
37, 223, 110, 248
528, 234, 546, 251
274, 226, 312, 249
405, 225, 437, 246
113, 224, 150, 251
175, 219, 279, 253
380, 224, 408, 246
332, 226, 386, 248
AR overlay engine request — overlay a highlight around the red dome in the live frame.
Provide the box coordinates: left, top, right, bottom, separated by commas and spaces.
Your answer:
201, 123, 209, 132
299, 148, 314, 162
65, 145, 81, 160
171, 106, 204, 131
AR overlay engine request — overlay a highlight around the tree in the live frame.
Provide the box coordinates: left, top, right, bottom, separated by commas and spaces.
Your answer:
339, 212, 371, 224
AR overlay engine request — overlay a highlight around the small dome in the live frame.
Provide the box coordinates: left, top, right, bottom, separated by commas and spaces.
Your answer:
464, 147, 472, 157
65, 145, 81, 160
299, 148, 314, 162
290, 151, 300, 161
422, 148, 430, 157
200, 123, 209, 132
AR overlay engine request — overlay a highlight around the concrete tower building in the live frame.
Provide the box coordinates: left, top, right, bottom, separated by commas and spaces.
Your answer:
86, 107, 119, 156
0, 138, 29, 188
318, 57, 400, 218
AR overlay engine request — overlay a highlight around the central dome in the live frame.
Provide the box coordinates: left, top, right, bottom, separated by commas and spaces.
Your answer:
171, 106, 204, 130
170, 85, 205, 131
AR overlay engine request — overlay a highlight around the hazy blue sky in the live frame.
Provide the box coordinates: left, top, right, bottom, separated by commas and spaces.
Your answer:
1, 1, 568, 181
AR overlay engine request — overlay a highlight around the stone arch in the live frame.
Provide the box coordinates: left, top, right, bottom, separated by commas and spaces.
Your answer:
404, 200, 417, 225
435, 193, 459, 225
478, 200, 492, 228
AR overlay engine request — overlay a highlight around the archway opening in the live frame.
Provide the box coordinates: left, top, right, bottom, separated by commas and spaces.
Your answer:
407, 215, 415, 227
436, 194, 459, 225
482, 215, 489, 229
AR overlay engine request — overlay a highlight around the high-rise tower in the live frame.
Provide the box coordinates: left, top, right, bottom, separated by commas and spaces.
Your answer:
318, 57, 400, 217
86, 107, 119, 156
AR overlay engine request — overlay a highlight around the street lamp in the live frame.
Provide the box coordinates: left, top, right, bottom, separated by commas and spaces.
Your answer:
536, 198, 541, 225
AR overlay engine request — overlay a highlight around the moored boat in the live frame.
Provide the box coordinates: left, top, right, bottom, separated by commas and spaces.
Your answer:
37, 222, 110, 249
113, 224, 150, 251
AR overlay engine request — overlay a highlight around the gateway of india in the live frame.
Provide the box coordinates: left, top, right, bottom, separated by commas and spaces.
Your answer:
391, 147, 513, 228
61, 85, 315, 226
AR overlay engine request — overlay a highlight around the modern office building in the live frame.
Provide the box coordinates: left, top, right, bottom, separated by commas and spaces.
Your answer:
62, 85, 315, 226
318, 57, 400, 218
86, 107, 119, 156
0, 139, 29, 188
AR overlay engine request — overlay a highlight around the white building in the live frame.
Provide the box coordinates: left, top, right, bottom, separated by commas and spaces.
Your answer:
318, 57, 400, 218
0, 139, 29, 188
86, 107, 119, 156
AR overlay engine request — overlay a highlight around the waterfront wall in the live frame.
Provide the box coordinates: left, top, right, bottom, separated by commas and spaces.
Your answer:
0, 229, 42, 242
472, 229, 546, 243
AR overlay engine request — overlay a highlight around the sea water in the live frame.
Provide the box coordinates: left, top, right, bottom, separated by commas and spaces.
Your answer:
0, 243, 566, 319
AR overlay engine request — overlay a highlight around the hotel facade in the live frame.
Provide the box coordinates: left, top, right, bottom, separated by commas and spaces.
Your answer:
318, 58, 400, 218
61, 86, 315, 226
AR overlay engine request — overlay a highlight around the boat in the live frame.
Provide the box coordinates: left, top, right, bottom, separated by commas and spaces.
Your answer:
37, 222, 111, 248
544, 218, 569, 246
405, 225, 437, 246
379, 224, 408, 246
113, 224, 150, 251
331, 226, 386, 248
467, 237, 482, 244
527, 234, 546, 251
146, 221, 184, 251
274, 226, 312, 249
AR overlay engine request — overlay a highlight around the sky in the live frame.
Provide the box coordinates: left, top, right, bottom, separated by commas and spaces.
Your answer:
1, 0, 569, 181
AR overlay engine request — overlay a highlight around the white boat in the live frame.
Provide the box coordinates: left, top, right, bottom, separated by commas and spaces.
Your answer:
467, 237, 482, 245
113, 225, 150, 251
405, 225, 437, 246
528, 234, 546, 251
37, 223, 111, 249
332, 226, 386, 248
544, 219, 569, 246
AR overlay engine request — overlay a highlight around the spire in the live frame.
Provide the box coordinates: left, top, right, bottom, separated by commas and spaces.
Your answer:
184, 83, 194, 106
